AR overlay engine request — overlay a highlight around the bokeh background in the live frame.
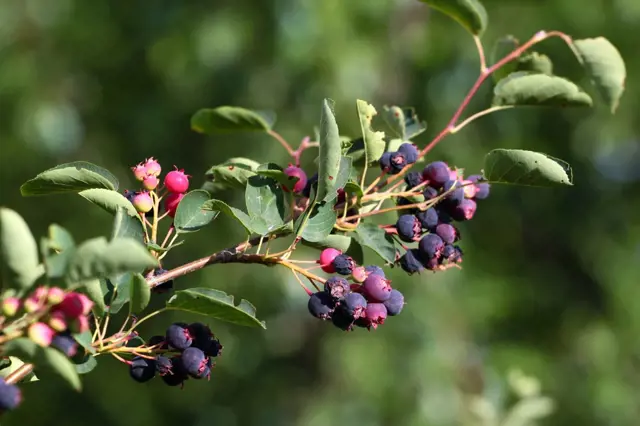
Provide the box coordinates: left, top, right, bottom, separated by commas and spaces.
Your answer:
1, 0, 639, 425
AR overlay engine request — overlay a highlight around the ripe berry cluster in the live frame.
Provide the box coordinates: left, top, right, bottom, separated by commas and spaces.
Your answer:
129, 322, 222, 388
379, 142, 420, 175
395, 161, 490, 274
308, 248, 405, 331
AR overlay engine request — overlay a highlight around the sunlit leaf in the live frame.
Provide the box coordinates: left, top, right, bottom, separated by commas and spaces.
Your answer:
21, 161, 118, 196
191, 106, 274, 133
419, 0, 488, 36
492, 72, 592, 107
483, 149, 573, 186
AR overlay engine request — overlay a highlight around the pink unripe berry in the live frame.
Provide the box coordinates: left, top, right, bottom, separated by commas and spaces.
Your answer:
55, 293, 85, 319
24, 286, 48, 313
131, 163, 148, 181
144, 157, 162, 177
164, 192, 184, 218
48, 310, 67, 332
77, 293, 94, 315
132, 191, 153, 213
461, 179, 477, 198
2, 297, 21, 317
47, 287, 65, 305
282, 165, 308, 194
317, 248, 342, 273
351, 266, 367, 283
142, 175, 159, 191
164, 167, 190, 193
70, 315, 90, 333
28, 322, 55, 347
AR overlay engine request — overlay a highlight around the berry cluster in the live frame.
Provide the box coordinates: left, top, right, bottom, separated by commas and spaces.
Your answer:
129, 322, 222, 388
395, 161, 490, 274
379, 142, 420, 175
308, 248, 405, 331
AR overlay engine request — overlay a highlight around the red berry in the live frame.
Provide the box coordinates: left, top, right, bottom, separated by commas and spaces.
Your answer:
55, 293, 85, 319
282, 165, 308, 193
164, 167, 190, 193
317, 248, 341, 273
164, 192, 184, 218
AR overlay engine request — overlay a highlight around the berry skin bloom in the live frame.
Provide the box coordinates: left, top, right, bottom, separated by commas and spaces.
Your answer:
435, 223, 459, 244
308, 292, 336, 320
179, 347, 210, 379
384, 289, 405, 316
423, 185, 439, 200
362, 274, 393, 302
396, 214, 422, 242
0, 378, 22, 412
419, 233, 445, 259
129, 357, 156, 383
389, 152, 408, 174
332, 254, 356, 276
165, 322, 193, 350
282, 165, 308, 194
404, 171, 424, 189
398, 142, 419, 164
417, 207, 439, 231
450, 199, 477, 221
399, 249, 425, 275
324, 276, 351, 300
379, 152, 393, 171
423, 161, 451, 188
341, 292, 368, 319
132, 191, 153, 213
364, 265, 385, 279
317, 248, 341, 274
164, 167, 190, 193
164, 192, 184, 218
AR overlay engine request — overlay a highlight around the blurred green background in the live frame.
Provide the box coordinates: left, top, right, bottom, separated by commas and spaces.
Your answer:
1, 0, 639, 425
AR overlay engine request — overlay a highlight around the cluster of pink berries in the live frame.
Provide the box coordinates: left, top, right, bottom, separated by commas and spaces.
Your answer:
125, 157, 191, 218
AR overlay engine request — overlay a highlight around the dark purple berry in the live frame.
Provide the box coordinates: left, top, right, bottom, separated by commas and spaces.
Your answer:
396, 197, 418, 214
419, 234, 445, 259
0, 378, 22, 412
435, 223, 458, 244
204, 338, 223, 358
362, 274, 392, 302
364, 265, 385, 278
324, 276, 350, 299
188, 322, 213, 351
399, 249, 425, 275
441, 245, 464, 263
398, 143, 419, 164
302, 173, 318, 198
396, 214, 422, 242
341, 292, 368, 319
423, 186, 439, 200
442, 180, 464, 206
161, 357, 189, 387
129, 357, 156, 383
332, 254, 356, 276
308, 292, 336, 320
384, 290, 405, 316
423, 161, 451, 188
416, 208, 439, 230
155, 355, 172, 376
331, 307, 354, 331
467, 175, 490, 200
450, 199, 477, 221
362, 303, 388, 329
180, 347, 210, 379
148, 335, 168, 349
51, 333, 78, 357
151, 268, 173, 294
424, 256, 440, 270
379, 152, 393, 171
389, 152, 407, 174
404, 171, 424, 189
165, 322, 193, 350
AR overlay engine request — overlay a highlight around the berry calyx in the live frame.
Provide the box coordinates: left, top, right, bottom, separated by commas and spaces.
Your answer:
324, 276, 350, 300
362, 274, 392, 302
161, 357, 189, 387
362, 303, 388, 329
132, 191, 153, 213
379, 152, 393, 171
131, 163, 148, 181
129, 357, 156, 383
317, 248, 342, 273
419, 233, 445, 259
396, 214, 422, 242
282, 165, 308, 194
144, 157, 162, 177
164, 192, 184, 218
389, 152, 408, 174
155, 355, 173, 376
165, 322, 193, 350
164, 167, 190, 193
180, 347, 210, 379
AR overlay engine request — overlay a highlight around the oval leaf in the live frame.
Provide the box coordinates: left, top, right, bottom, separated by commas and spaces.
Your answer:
0, 208, 40, 292
317, 99, 342, 201
167, 288, 266, 329
572, 37, 626, 113
517, 52, 553, 76
174, 190, 218, 234
324, 157, 353, 203
78, 278, 105, 317
205, 158, 259, 190
202, 199, 254, 235
72, 331, 96, 355
357, 100, 386, 165
301, 234, 354, 253
297, 200, 338, 243
129, 273, 150, 313
21, 161, 118, 196
78, 188, 138, 219
245, 176, 287, 235
191, 106, 273, 133
419, 0, 488, 36
483, 149, 573, 187
111, 207, 144, 243
74, 355, 98, 375
491, 35, 520, 82
493, 72, 592, 107
3, 338, 81, 391
354, 222, 398, 264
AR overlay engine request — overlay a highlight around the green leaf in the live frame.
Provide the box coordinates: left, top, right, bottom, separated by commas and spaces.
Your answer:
20, 161, 118, 196
483, 149, 573, 187
205, 158, 260, 190
255, 163, 301, 189
301, 234, 353, 253
67, 237, 158, 283
0, 357, 38, 383
79, 278, 105, 316
492, 72, 592, 107
356, 99, 386, 165
201, 199, 254, 235
111, 207, 144, 243
78, 188, 138, 217
129, 273, 150, 314
74, 355, 97, 375
0, 208, 40, 292
3, 338, 81, 391
191, 106, 273, 133
167, 288, 266, 329
324, 157, 353, 203
572, 37, 626, 113
517, 52, 553, 76
343, 181, 364, 203
298, 200, 338, 243
355, 222, 398, 264
491, 35, 519, 82
105, 273, 132, 314
386, 138, 405, 153
40, 225, 76, 281
381, 106, 406, 139
245, 176, 287, 236
72, 331, 96, 355
0, 358, 11, 371
419, 0, 488, 36
174, 190, 218, 233
48, 224, 75, 251
146, 240, 184, 253
317, 98, 342, 202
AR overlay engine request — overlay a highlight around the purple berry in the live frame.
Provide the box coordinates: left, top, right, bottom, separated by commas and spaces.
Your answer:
416, 208, 439, 231
398, 143, 419, 164
467, 175, 490, 199
324, 276, 350, 299
396, 197, 418, 214
308, 292, 336, 320
423, 186, 439, 200
331, 307, 354, 331
188, 322, 213, 351
384, 289, 405, 316
129, 357, 156, 383
204, 338, 223, 358
424, 256, 440, 270
341, 292, 368, 319
419, 234, 445, 259
423, 161, 451, 188
379, 152, 393, 171
435, 223, 459, 244
332, 254, 356, 276
450, 199, 477, 221
148, 335, 168, 349
389, 152, 408, 174
151, 268, 173, 294
302, 173, 318, 198
161, 357, 189, 387
0, 378, 22, 411
399, 249, 425, 275
180, 347, 210, 379
404, 171, 424, 189
362, 303, 388, 329
155, 355, 173, 376
441, 245, 464, 263
51, 333, 78, 357
362, 274, 393, 302
364, 265, 385, 278
442, 180, 464, 206
165, 322, 193, 350
396, 214, 422, 242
